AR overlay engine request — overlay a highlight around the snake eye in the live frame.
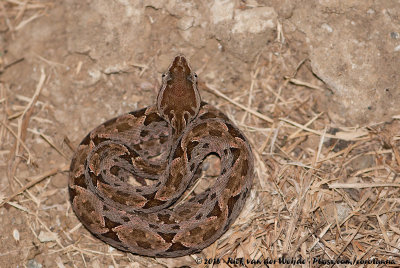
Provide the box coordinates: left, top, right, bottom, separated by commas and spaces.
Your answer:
162, 73, 166, 78
187, 73, 198, 83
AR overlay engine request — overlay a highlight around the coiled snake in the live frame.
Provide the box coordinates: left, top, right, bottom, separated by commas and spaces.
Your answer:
69, 55, 254, 257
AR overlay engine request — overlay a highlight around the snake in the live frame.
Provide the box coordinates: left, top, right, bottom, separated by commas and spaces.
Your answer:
69, 55, 254, 257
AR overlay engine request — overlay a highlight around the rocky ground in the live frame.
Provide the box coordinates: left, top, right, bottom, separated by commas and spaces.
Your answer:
0, 0, 399, 267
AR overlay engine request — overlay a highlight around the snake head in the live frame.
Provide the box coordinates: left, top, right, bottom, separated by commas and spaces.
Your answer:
157, 54, 201, 136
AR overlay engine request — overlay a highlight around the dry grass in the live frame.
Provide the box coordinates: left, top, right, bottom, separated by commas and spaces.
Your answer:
199, 55, 399, 267
1, 1, 400, 267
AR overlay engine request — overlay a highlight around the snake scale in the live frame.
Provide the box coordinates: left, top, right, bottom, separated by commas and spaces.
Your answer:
69, 55, 254, 257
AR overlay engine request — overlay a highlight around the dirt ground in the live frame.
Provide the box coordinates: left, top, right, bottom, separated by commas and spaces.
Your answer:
1, 1, 399, 267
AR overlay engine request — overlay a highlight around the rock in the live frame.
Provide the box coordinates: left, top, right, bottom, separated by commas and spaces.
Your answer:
13, 229, 20, 242
38, 231, 58, 242
211, 6, 277, 61
232, 7, 276, 34
164, 1, 208, 48
26, 260, 43, 268
145, 0, 164, 10
165, 0, 198, 18
179, 26, 209, 48
210, 0, 234, 24
65, 0, 149, 68
290, 0, 400, 125
177, 16, 194, 31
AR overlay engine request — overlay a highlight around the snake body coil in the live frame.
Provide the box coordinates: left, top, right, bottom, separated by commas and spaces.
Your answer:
69, 55, 254, 257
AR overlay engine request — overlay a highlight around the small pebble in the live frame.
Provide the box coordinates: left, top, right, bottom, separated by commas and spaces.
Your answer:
26, 260, 42, 268
13, 229, 20, 242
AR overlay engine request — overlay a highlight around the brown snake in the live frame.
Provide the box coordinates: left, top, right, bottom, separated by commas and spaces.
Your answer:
69, 55, 254, 257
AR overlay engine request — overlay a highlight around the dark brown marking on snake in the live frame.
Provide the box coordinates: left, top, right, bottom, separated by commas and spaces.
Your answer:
207, 203, 222, 218
227, 194, 241, 218
186, 140, 199, 161
102, 230, 121, 242
166, 242, 189, 252
158, 214, 177, 225
209, 129, 222, 137
140, 130, 149, 137
158, 232, 176, 243
129, 107, 146, 118
142, 192, 167, 209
